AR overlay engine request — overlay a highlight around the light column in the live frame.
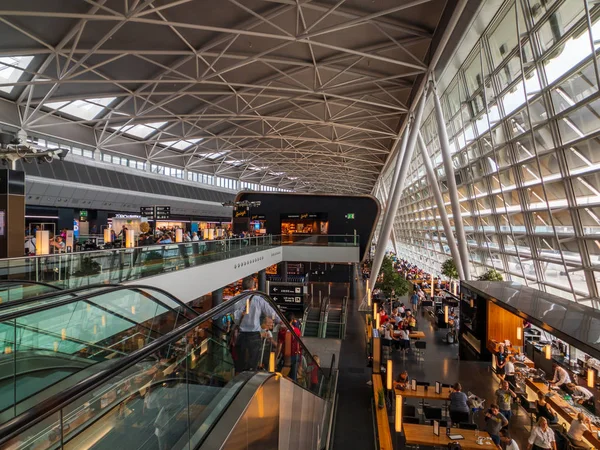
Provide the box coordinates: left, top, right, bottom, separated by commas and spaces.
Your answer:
370, 86, 429, 283
432, 82, 470, 279
417, 132, 465, 280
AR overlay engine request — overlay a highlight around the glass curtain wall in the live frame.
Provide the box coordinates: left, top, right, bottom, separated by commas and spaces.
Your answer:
381, 0, 600, 306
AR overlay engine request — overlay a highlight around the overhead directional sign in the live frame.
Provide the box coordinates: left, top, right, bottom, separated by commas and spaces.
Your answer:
269, 282, 306, 313
271, 285, 302, 295
155, 206, 171, 220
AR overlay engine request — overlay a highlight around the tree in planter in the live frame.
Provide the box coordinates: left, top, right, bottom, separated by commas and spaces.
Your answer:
375, 254, 410, 297
441, 258, 459, 280
478, 268, 504, 281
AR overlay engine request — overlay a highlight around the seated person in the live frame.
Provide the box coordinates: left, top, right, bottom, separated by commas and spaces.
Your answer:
567, 412, 591, 450
535, 391, 558, 424
396, 370, 409, 389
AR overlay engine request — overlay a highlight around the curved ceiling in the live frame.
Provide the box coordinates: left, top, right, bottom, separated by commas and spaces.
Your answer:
0, 0, 455, 194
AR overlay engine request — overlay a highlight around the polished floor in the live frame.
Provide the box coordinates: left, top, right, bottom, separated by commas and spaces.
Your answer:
332, 279, 532, 450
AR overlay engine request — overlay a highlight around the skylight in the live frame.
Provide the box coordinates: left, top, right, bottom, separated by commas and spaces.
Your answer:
225, 159, 245, 166
45, 97, 116, 120
0, 56, 34, 94
161, 139, 202, 151
110, 121, 167, 139
203, 151, 229, 160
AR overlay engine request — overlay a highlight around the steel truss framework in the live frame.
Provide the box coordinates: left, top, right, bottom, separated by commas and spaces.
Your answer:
0, 0, 451, 194
377, 0, 600, 307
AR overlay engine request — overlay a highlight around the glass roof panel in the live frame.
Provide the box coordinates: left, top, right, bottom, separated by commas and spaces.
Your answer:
0, 56, 34, 94
45, 97, 116, 120
161, 138, 202, 150
110, 121, 167, 139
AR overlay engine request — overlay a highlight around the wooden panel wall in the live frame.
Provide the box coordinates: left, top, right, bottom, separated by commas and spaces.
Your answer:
487, 301, 523, 347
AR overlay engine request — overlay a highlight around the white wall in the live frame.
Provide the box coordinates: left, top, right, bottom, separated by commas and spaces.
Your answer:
123, 247, 283, 302
282, 246, 360, 263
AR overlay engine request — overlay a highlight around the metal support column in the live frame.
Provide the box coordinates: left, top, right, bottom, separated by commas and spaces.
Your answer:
370, 87, 429, 284
350, 263, 358, 301
281, 261, 288, 282
212, 288, 224, 308
378, 183, 399, 255
417, 132, 465, 280
431, 83, 470, 279
258, 269, 267, 292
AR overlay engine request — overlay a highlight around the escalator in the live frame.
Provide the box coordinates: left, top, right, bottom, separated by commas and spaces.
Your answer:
0, 284, 198, 424
0, 290, 337, 450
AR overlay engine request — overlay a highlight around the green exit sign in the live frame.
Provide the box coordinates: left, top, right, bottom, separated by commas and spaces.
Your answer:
345, 213, 355, 219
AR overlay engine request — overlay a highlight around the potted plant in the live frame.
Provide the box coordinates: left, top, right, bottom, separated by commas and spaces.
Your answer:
377, 388, 385, 409
478, 269, 504, 281
441, 258, 459, 280
374, 255, 410, 298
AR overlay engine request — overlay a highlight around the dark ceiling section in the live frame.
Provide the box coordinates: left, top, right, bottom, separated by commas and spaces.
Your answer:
236, 191, 380, 261
0, 0, 456, 194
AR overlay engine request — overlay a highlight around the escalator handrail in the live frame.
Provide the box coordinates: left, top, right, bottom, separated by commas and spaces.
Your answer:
0, 283, 198, 321
0, 290, 329, 445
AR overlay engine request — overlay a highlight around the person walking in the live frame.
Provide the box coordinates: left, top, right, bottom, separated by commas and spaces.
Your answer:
233, 275, 280, 373
495, 380, 517, 422
485, 404, 509, 446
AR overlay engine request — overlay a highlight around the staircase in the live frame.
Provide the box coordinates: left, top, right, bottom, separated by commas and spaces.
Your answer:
325, 309, 343, 338
303, 307, 321, 337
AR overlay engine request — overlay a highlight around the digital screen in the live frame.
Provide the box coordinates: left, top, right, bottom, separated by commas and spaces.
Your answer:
254, 222, 260, 230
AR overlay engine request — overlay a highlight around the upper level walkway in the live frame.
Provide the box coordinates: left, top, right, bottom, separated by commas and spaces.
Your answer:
2, 235, 360, 302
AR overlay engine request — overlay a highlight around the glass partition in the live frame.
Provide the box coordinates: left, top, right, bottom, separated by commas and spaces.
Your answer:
0, 290, 331, 450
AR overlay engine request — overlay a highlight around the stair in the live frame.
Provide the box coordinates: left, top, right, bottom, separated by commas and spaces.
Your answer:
325, 309, 342, 339
303, 308, 321, 337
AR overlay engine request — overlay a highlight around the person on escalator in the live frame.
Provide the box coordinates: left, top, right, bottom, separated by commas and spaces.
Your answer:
233, 275, 280, 373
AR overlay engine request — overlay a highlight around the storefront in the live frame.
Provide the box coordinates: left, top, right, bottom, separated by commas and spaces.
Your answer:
281, 212, 328, 235
250, 214, 266, 234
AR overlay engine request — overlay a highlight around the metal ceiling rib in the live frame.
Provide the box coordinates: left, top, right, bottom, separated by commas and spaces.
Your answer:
0, 0, 453, 194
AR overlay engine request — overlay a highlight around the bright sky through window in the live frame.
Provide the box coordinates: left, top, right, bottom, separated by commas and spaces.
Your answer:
45, 97, 116, 120
161, 139, 202, 150
0, 56, 34, 94
110, 122, 167, 139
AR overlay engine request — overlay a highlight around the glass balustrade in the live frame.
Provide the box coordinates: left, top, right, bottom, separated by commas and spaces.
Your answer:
0, 291, 332, 450
0, 235, 358, 289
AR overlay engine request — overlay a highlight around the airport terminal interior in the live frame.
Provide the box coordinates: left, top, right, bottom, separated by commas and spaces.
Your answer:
1, 0, 600, 449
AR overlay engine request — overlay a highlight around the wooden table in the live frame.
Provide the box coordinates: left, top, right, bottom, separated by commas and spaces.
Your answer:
372, 374, 393, 450
525, 379, 600, 449
403, 424, 493, 450
395, 385, 452, 400
393, 330, 426, 339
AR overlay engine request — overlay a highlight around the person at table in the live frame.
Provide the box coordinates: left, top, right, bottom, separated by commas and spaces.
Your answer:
448, 382, 470, 425
500, 429, 520, 450
527, 417, 557, 450
396, 370, 409, 389
496, 343, 507, 377
549, 363, 571, 389
504, 355, 516, 386
398, 325, 410, 354
535, 392, 558, 424
485, 403, 509, 446
495, 380, 517, 422
566, 383, 596, 415
567, 412, 592, 450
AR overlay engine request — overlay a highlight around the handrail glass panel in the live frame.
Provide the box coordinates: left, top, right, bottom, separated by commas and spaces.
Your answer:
0, 234, 358, 288
0, 287, 194, 422
0, 290, 332, 449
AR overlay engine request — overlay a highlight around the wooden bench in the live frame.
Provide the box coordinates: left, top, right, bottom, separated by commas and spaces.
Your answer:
372, 374, 393, 450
